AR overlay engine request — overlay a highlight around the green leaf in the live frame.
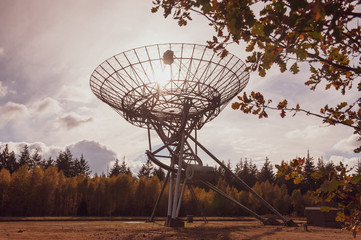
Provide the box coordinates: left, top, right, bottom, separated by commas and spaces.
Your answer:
351, 175, 361, 184
320, 206, 331, 212
246, 40, 256, 52
336, 211, 345, 222
252, 22, 264, 36
290, 62, 299, 74
259, 68, 266, 77
293, 176, 303, 184
311, 171, 322, 180
320, 179, 342, 192
202, 3, 212, 14
297, 48, 307, 60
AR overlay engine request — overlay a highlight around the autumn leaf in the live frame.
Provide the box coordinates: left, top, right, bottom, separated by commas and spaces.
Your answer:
320, 179, 342, 192
293, 176, 303, 184
320, 206, 331, 212
259, 68, 266, 77
351, 175, 361, 184
310, 1, 325, 21
280, 109, 286, 118
277, 99, 288, 109
290, 62, 299, 74
231, 102, 241, 110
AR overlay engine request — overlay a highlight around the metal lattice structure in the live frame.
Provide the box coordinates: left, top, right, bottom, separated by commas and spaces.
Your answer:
90, 43, 296, 228
90, 43, 248, 132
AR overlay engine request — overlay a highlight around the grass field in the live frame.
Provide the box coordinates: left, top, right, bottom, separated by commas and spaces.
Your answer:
0, 217, 355, 240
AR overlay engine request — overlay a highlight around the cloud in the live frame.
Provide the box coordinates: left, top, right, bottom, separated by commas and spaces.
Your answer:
0, 139, 119, 175
0, 102, 29, 127
67, 140, 117, 175
0, 82, 8, 98
30, 97, 62, 116
0, 141, 62, 160
31, 97, 61, 112
285, 125, 330, 139
57, 114, 93, 130
0, 48, 4, 56
333, 134, 359, 152
328, 155, 359, 169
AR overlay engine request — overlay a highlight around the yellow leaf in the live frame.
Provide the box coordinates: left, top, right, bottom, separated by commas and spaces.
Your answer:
320, 206, 331, 212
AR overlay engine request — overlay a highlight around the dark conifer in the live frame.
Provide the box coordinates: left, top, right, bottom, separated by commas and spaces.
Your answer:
40, 157, 54, 169
137, 159, 154, 178
0, 144, 18, 173
109, 159, 122, 177
301, 151, 317, 192
152, 166, 165, 181
258, 157, 275, 183
119, 157, 131, 175
18, 145, 31, 167
56, 148, 75, 177
30, 149, 42, 169
74, 154, 91, 177
356, 159, 361, 175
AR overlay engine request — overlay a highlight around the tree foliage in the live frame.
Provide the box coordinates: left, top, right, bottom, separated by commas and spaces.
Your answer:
109, 157, 131, 177
137, 159, 154, 178
152, 0, 361, 151
0, 145, 91, 178
258, 157, 275, 183
276, 157, 361, 237
0, 148, 359, 233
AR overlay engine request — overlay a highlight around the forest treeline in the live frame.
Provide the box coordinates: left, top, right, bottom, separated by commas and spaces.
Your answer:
0, 144, 360, 217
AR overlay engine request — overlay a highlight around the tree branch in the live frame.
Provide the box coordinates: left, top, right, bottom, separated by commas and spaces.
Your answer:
350, 12, 361, 18
248, 103, 361, 132
307, 53, 361, 74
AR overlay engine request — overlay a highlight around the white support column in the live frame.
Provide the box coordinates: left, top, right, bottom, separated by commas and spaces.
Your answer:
167, 165, 174, 217
171, 132, 185, 219
176, 177, 187, 217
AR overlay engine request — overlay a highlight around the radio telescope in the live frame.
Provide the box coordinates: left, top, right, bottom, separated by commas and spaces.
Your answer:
90, 43, 296, 227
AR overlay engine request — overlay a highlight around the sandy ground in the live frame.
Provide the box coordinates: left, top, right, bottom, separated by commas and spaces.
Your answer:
0, 218, 357, 240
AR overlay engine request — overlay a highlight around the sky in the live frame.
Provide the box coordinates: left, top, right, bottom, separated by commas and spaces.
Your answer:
0, 0, 359, 175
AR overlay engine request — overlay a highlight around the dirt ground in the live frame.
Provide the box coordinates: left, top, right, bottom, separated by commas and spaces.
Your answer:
0, 218, 357, 240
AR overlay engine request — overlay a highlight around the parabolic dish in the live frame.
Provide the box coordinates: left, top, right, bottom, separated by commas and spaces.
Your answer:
90, 43, 249, 129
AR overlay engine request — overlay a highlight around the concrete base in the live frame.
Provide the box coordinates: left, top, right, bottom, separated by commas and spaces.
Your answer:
164, 216, 185, 227
305, 207, 342, 228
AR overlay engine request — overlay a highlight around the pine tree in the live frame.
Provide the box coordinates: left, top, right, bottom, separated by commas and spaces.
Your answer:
301, 150, 316, 192
29, 149, 42, 169
109, 159, 122, 177
248, 160, 258, 187
315, 157, 326, 189
356, 159, 361, 175
235, 158, 258, 189
56, 148, 75, 177
234, 159, 242, 177
152, 166, 165, 181
18, 145, 31, 167
258, 157, 275, 183
137, 159, 154, 178
325, 161, 335, 173
74, 154, 91, 177
317, 157, 325, 171
119, 157, 131, 175
224, 160, 233, 186
0, 145, 18, 173
7, 151, 17, 174
214, 161, 226, 184
40, 157, 54, 169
